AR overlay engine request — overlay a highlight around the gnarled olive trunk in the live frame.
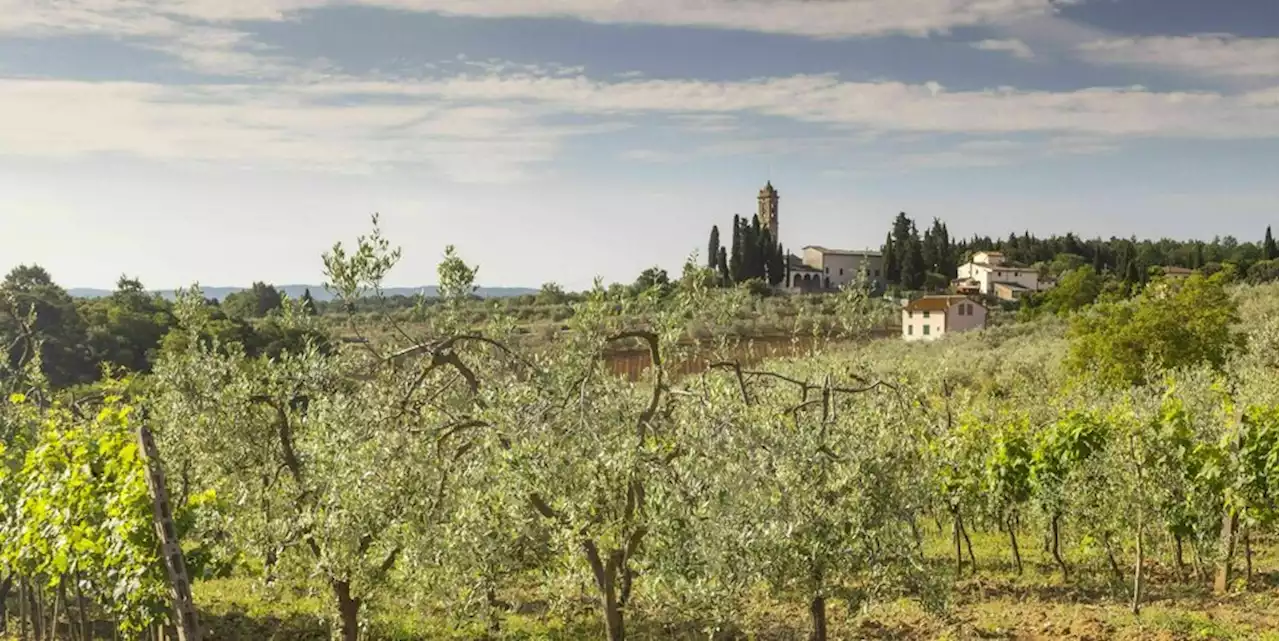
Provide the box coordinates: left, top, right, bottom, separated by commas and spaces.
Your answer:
332, 580, 361, 641
583, 540, 626, 641
809, 595, 827, 641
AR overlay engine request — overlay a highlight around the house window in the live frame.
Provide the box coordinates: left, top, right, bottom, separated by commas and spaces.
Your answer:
923, 311, 930, 319
923, 325, 930, 336
825, 267, 829, 273
908, 325, 913, 335
873, 269, 880, 277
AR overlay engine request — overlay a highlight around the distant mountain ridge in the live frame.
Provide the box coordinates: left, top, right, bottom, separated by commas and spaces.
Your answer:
67, 285, 537, 301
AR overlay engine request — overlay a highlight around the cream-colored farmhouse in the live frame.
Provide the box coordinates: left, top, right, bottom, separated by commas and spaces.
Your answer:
902, 295, 987, 342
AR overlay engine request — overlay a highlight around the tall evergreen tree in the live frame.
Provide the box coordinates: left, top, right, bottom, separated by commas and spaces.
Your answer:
936, 219, 953, 278
707, 225, 721, 270
903, 222, 926, 290
758, 227, 772, 283
300, 288, 318, 315
717, 246, 730, 284
729, 215, 743, 282
921, 226, 936, 276
748, 215, 764, 279
1265, 226, 1278, 260
890, 212, 915, 284
769, 242, 786, 286
881, 232, 897, 283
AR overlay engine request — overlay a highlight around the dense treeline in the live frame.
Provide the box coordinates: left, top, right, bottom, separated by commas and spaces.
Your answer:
1, 218, 1274, 640
877, 212, 1279, 291
0, 267, 327, 390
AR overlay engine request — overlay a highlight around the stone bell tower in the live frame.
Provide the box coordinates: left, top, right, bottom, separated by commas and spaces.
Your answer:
757, 181, 779, 242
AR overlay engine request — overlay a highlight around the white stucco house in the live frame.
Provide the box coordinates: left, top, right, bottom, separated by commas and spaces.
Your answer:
902, 295, 987, 342
955, 251, 1043, 297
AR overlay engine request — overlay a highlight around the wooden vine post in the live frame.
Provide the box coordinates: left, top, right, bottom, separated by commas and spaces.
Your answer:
137, 425, 203, 641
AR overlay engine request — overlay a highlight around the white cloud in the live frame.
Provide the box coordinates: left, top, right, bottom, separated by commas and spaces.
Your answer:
970, 38, 1034, 60
0, 72, 1273, 182
0, 0, 1067, 40
1077, 34, 1278, 79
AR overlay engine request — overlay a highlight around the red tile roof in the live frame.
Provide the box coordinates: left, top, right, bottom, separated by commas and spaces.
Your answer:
903, 295, 982, 312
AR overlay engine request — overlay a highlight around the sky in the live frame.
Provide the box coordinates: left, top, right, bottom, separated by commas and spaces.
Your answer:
1, 0, 1276, 291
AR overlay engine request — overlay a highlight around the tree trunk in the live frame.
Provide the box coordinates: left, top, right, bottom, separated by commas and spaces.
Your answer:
1192, 540, 1208, 581
32, 582, 44, 641
1213, 511, 1238, 595
19, 579, 29, 641
960, 516, 977, 570
1007, 516, 1023, 575
51, 580, 64, 641
0, 575, 10, 634
1102, 532, 1123, 582
809, 595, 827, 641
1173, 534, 1185, 578
332, 580, 361, 641
1051, 514, 1068, 580
75, 573, 90, 641
583, 541, 625, 641
1243, 526, 1252, 585
1131, 513, 1144, 615
485, 587, 501, 637
953, 513, 963, 575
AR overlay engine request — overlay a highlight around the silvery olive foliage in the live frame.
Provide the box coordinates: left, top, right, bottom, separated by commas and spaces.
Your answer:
1, 220, 1273, 641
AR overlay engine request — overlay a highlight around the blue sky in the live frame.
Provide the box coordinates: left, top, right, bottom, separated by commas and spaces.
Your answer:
1, 0, 1276, 290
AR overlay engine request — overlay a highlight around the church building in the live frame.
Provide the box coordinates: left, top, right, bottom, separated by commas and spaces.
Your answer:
755, 181, 884, 292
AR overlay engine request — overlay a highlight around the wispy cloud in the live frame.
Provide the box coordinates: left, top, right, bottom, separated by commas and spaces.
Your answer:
1077, 34, 1278, 79
1, 72, 1273, 181
970, 38, 1035, 60
0, 0, 1067, 40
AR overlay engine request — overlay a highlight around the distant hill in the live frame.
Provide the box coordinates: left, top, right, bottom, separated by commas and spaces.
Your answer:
67, 285, 537, 301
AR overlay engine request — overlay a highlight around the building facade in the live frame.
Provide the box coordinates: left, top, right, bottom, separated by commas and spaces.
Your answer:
955, 250, 1042, 295
801, 246, 884, 289
902, 295, 986, 342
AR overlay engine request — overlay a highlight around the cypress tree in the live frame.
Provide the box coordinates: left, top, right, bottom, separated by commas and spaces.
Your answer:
769, 242, 786, 286
937, 220, 953, 278
300, 288, 318, 315
717, 247, 730, 284
707, 226, 721, 269
903, 222, 926, 290
891, 213, 914, 284
882, 232, 897, 283
749, 215, 763, 279
1124, 259, 1140, 284
1265, 226, 1278, 260
729, 215, 743, 283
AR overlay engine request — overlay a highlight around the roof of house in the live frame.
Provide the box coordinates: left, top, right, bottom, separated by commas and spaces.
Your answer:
786, 254, 824, 273
971, 262, 1038, 272
992, 281, 1031, 291
1162, 266, 1195, 275
975, 250, 1004, 256
903, 295, 983, 312
802, 245, 883, 257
